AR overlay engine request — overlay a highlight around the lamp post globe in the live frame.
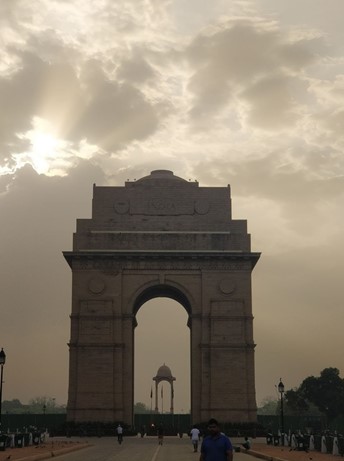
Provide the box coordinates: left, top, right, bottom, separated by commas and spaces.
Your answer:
0, 350, 5, 366
278, 379, 285, 395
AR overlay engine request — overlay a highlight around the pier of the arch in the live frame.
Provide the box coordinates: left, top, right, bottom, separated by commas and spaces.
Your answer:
63, 170, 260, 425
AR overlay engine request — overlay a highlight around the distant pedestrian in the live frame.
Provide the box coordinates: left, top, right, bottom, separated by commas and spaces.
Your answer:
200, 418, 233, 461
157, 425, 164, 445
241, 436, 251, 450
190, 425, 201, 452
141, 425, 146, 438
116, 424, 123, 444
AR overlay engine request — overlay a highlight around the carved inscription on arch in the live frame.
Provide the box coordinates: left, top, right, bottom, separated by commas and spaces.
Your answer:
79, 319, 112, 343
75, 259, 252, 271
80, 300, 113, 315
130, 197, 193, 215
114, 198, 211, 215
211, 300, 244, 316
211, 319, 243, 342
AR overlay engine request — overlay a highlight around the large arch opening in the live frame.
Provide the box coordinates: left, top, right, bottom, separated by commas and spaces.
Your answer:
134, 297, 191, 415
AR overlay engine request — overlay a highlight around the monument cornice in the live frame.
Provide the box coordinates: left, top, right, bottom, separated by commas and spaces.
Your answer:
68, 342, 125, 348
63, 250, 260, 270
199, 342, 256, 349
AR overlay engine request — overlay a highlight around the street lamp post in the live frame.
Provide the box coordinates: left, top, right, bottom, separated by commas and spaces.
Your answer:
0, 348, 6, 431
43, 404, 47, 431
278, 379, 285, 445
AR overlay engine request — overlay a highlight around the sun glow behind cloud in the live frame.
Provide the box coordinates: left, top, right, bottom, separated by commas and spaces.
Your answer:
13, 117, 69, 175
9, 117, 100, 176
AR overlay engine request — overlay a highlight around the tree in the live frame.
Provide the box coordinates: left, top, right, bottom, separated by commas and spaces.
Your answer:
27, 396, 66, 413
134, 402, 151, 414
2, 399, 25, 413
299, 367, 344, 423
284, 388, 310, 416
3, 397, 66, 414
257, 397, 278, 415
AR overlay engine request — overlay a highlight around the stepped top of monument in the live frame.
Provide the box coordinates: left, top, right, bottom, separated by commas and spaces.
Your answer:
123, 169, 196, 188
135, 170, 188, 184
66, 169, 256, 254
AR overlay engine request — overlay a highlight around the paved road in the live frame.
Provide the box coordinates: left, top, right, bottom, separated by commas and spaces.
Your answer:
53, 436, 256, 461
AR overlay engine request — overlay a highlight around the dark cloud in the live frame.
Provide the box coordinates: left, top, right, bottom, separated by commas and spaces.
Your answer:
187, 22, 282, 79
117, 52, 156, 84
0, 50, 82, 158
191, 151, 344, 256
188, 66, 233, 119
241, 74, 299, 129
0, 0, 24, 29
315, 109, 344, 141
68, 59, 161, 151
0, 48, 165, 162
192, 149, 344, 202
0, 53, 44, 155
185, 21, 315, 124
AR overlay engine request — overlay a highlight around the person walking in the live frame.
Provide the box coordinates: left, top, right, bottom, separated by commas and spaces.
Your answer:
200, 418, 233, 461
157, 425, 164, 445
116, 424, 123, 444
190, 425, 201, 452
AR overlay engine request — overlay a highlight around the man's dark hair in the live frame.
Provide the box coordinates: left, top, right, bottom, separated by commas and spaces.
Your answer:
207, 418, 218, 426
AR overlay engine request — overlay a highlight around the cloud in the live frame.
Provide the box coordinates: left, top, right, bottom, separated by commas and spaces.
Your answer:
191, 148, 344, 254
241, 74, 299, 129
185, 20, 316, 127
68, 59, 162, 151
0, 48, 167, 170
0, 49, 83, 159
117, 51, 157, 84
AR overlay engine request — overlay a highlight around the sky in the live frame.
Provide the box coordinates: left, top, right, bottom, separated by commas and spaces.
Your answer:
0, 0, 343, 414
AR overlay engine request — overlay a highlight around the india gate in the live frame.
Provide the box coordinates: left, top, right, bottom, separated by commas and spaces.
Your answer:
63, 169, 260, 425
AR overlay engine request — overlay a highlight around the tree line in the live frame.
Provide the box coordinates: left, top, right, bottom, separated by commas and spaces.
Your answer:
4, 367, 343, 421
258, 367, 344, 424
2, 396, 66, 414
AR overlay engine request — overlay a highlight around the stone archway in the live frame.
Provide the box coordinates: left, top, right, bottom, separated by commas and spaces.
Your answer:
63, 170, 260, 425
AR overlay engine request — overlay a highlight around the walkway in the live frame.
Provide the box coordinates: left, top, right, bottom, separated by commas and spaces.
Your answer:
1, 436, 341, 461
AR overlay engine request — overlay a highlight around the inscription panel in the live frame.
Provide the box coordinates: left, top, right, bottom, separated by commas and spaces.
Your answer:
74, 259, 252, 271
80, 319, 112, 336
211, 300, 244, 316
211, 319, 243, 342
130, 197, 194, 215
79, 300, 113, 315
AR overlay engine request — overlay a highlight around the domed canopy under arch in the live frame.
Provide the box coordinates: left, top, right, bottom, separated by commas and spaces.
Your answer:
153, 363, 176, 414
154, 363, 176, 381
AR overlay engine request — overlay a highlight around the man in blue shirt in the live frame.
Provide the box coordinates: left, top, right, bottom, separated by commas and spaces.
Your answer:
200, 418, 233, 461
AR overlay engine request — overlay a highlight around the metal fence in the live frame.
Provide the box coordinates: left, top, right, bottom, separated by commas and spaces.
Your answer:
2, 413, 344, 437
